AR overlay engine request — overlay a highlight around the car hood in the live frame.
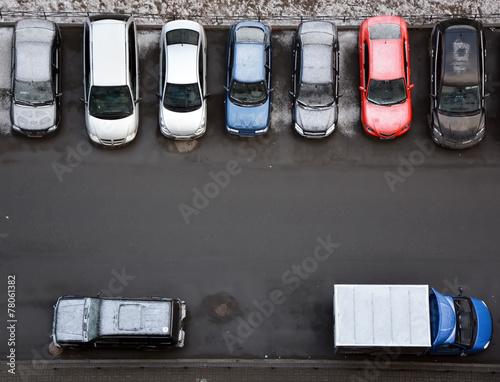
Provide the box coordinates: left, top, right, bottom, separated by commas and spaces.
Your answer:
161, 105, 205, 136
12, 102, 57, 130
469, 297, 493, 351
437, 112, 483, 140
295, 103, 337, 133
226, 99, 270, 131
87, 113, 138, 141
364, 101, 411, 136
54, 298, 86, 342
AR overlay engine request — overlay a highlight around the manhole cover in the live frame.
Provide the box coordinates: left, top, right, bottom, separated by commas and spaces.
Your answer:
214, 298, 233, 317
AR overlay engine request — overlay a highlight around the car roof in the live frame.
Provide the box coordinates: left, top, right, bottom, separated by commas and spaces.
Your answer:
98, 298, 173, 336
233, 41, 265, 82
301, 44, 333, 84
442, 25, 481, 85
167, 44, 198, 84
14, 19, 55, 82
298, 21, 336, 84
90, 19, 128, 86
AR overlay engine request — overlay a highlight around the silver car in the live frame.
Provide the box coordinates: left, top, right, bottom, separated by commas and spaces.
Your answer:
158, 20, 208, 140
10, 19, 62, 137
290, 21, 340, 138
82, 15, 140, 147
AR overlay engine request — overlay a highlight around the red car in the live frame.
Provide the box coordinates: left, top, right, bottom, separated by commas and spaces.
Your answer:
359, 16, 414, 139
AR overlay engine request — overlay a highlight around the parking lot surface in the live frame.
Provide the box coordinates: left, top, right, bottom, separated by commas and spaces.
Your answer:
1, 23, 500, 380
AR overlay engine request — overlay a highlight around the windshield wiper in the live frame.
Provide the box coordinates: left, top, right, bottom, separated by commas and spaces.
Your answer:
14, 100, 36, 106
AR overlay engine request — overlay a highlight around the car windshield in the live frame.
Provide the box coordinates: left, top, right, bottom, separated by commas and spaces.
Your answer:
89, 85, 133, 119
164, 83, 202, 112
367, 78, 407, 105
229, 80, 267, 106
454, 297, 476, 348
297, 82, 335, 108
14, 80, 53, 105
438, 85, 481, 114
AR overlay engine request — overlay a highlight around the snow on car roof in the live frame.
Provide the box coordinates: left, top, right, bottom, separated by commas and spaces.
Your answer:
233, 42, 265, 83
15, 22, 54, 82
443, 26, 480, 85
99, 298, 172, 336
302, 43, 333, 84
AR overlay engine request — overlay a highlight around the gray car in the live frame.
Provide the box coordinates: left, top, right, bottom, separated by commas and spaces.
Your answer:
52, 295, 186, 349
290, 21, 339, 138
10, 19, 61, 137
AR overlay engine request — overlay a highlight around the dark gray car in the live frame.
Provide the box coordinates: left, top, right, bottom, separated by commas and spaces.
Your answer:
10, 19, 61, 137
52, 296, 186, 349
290, 21, 339, 138
428, 18, 487, 149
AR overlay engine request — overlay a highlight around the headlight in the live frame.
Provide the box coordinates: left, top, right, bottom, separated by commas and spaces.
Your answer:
47, 125, 58, 133
255, 127, 268, 134
227, 127, 239, 134
294, 123, 304, 135
364, 123, 374, 133
432, 127, 442, 138
401, 123, 410, 132
484, 340, 490, 349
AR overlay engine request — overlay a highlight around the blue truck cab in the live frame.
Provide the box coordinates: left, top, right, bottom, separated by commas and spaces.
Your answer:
429, 287, 492, 355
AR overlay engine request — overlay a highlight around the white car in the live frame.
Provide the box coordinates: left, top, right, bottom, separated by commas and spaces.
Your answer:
82, 15, 140, 147
158, 20, 208, 140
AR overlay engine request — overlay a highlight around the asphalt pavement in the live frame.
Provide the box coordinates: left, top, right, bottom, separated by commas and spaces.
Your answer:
1, 23, 500, 381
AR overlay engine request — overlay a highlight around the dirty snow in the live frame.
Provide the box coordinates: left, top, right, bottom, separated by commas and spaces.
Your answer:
0, 1, 499, 25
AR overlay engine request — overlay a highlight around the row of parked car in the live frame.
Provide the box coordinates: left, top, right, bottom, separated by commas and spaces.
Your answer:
9, 16, 487, 149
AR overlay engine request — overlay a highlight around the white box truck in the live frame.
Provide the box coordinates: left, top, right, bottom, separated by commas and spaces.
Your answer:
333, 284, 492, 355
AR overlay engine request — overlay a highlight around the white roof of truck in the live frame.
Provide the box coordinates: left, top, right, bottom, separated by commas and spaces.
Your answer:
334, 284, 432, 347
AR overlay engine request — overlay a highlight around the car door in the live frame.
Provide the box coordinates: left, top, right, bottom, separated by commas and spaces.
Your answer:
291, 35, 300, 101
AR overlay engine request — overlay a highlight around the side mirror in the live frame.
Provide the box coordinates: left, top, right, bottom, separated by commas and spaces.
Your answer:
204, 93, 211, 99
79, 97, 87, 104
155, 92, 161, 99
358, 86, 366, 93
268, 88, 274, 93
484, 93, 490, 99
223, 86, 229, 92
409, 84, 415, 90
56, 93, 63, 98
289, 91, 295, 98
430, 94, 436, 99
135, 97, 142, 104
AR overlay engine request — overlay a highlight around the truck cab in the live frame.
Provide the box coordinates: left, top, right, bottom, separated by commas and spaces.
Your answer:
429, 288, 492, 355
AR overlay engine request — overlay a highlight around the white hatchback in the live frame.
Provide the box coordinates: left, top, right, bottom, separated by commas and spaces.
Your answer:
83, 15, 140, 147
158, 20, 208, 140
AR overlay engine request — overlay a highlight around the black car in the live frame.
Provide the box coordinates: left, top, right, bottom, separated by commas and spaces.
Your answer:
290, 21, 339, 138
428, 18, 487, 149
10, 19, 62, 137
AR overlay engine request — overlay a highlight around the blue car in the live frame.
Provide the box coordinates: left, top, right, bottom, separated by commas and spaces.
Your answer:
225, 21, 272, 136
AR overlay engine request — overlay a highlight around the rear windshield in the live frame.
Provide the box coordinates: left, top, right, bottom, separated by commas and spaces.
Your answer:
369, 24, 401, 40
167, 29, 199, 45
